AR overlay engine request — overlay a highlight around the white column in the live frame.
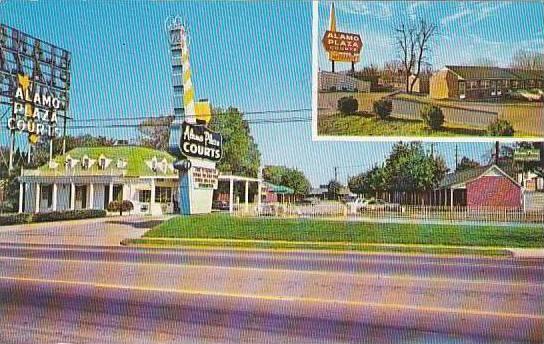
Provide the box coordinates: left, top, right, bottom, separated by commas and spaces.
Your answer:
18, 182, 24, 213
244, 180, 249, 212
257, 181, 262, 213
34, 183, 40, 213
108, 182, 114, 204
70, 182, 76, 210
52, 183, 58, 211
229, 178, 234, 214
150, 178, 156, 214
88, 183, 94, 209
450, 188, 454, 210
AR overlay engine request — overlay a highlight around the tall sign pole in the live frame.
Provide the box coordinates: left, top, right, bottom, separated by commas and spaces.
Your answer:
166, 16, 222, 215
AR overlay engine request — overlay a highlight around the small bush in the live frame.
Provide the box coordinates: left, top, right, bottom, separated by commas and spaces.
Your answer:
107, 200, 134, 215
0, 213, 32, 226
32, 209, 106, 223
487, 120, 515, 136
337, 96, 358, 115
420, 104, 444, 130
373, 99, 393, 119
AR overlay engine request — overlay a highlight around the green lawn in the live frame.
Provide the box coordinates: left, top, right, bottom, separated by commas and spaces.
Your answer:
318, 113, 487, 137
143, 214, 544, 248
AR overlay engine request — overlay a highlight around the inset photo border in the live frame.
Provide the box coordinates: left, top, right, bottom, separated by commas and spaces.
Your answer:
312, 1, 544, 142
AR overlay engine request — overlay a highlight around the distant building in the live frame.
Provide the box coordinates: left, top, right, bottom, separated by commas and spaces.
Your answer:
435, 164, 523, 210
318, 71, 371, 93
408, 74, 430, 94
429, 66, 544, 100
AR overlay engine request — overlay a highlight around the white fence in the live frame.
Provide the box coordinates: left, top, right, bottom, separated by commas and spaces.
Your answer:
232, 203, 544, 224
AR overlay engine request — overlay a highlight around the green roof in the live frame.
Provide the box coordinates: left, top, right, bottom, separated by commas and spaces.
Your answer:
39, 146, 177, 177
446, 66, 544, 81
265, 182, 294, 194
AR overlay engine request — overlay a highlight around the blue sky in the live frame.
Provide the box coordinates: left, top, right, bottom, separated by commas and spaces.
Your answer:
319, 1, 544, 71
0, 1, 513, 185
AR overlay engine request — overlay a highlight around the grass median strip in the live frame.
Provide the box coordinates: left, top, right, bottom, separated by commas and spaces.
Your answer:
123, 237, 511, 257
127, 214, 544, 255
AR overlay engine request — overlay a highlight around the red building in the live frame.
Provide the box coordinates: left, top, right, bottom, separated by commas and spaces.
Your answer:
436, 165, 523, 210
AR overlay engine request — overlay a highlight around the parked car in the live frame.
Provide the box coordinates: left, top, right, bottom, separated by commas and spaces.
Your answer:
258, 204, 277, 216
347, 198, 403, 213
359, 199, 403, 212
299, 197, 319, 206
212, 200, 229, 211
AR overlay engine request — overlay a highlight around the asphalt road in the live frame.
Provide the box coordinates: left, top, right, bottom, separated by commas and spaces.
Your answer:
0, 243, 543, 343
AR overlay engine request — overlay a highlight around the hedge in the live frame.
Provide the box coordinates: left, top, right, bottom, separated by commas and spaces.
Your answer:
0, 209, 106, 226
0, 213, 32, 226
32, 209, 107, 223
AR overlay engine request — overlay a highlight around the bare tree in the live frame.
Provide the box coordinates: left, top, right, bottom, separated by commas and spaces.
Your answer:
395, 19, 438, 94
511, 50, 544, 70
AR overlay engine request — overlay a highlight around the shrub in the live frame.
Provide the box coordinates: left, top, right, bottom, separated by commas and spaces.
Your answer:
487, 120, 515, 136
373, 99, 393, 119
0, 213, 32, 226
337, 96, 358, 115
420, 104, 444, 130
107, 200, 134, 215
32, 209, 107, 223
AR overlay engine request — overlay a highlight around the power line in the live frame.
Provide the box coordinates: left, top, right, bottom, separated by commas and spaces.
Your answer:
66, 117, 312, 130
70, 108, 313, 123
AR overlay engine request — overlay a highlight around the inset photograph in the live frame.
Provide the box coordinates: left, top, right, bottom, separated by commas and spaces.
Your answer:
314, 1, 544, 140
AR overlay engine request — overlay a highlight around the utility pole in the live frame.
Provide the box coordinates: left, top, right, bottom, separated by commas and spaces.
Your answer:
454, 144, 459, 171
495, 141, 500, 165
334, 166, 338, 182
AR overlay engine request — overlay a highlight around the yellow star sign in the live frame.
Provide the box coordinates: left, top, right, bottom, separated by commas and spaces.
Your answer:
17, 74, 31, 91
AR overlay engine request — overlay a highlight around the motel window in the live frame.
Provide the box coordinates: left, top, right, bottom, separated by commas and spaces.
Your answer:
481, 80, 490, 89
155, 187, 172, 203
139, 190, 151, 203
468, 81, 478, 89
512, 80, 519, 89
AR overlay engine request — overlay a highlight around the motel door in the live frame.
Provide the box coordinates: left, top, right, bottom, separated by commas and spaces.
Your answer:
459, 82, 466, 99
75, 185, 87, 210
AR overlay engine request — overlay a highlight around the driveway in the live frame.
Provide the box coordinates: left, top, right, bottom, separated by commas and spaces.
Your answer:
0, 216, 172, 246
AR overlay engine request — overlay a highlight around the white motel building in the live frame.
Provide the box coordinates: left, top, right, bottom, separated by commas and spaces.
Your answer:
18, 146, 180, 215
18, 145, 266, 215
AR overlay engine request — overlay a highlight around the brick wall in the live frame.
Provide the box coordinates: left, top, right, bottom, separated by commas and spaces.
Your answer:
466, 176, 522, 209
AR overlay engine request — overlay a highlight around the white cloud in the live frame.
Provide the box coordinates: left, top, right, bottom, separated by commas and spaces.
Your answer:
441, 2, 511, 26
333, 2, 393, 20
408, 2, 430, 20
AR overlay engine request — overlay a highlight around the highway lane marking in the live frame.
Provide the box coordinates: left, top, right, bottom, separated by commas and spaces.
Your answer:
0, 256, 543, 289
0, 243, 517, 262
0, 250, 541, 272
1, 276, 543, 321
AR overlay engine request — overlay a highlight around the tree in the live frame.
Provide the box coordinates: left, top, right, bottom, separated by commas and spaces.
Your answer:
511, 50, 544, 70
385, 142, 448, 193
327, 180, 343, 200
138, 116, 174, 150
262, 165, 311, 196
394, 19, 438, 93
456, 157, 481, 172
353, 65, 380, 90
209, 107, 261, 178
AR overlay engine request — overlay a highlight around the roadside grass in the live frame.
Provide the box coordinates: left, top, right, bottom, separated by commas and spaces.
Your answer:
140, 214, 544, 249
317, 113, 487, 137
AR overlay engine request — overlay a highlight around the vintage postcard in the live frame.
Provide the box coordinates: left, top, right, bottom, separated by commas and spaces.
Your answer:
313, 1, 544, 141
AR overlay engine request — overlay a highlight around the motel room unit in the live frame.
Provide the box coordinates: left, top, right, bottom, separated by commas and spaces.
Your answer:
430, 65, 544, 100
